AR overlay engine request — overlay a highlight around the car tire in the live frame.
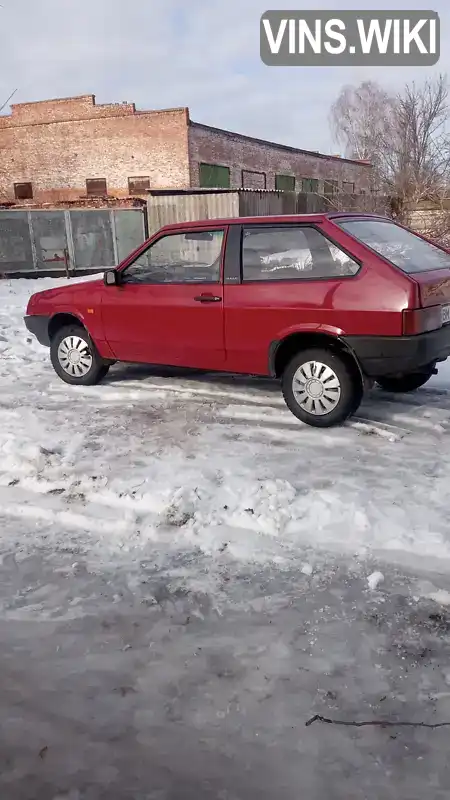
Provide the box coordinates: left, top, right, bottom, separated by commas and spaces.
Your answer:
281, 348, 362, 428
50, 325, 110, 386
377, 368, 435, 393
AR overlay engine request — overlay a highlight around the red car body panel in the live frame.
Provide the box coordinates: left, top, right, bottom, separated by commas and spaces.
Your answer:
223, 218, 416, 374
26, 279, 115, 360
101, 282, 226, 369
100, 225, 229, 370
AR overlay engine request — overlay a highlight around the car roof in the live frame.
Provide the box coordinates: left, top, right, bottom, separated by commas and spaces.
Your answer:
157, 212, 389, 234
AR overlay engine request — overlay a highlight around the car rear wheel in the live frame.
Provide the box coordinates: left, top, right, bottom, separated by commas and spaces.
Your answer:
50, 325, 110, 386
281, 348, 362, 428
377, 368, 435, 393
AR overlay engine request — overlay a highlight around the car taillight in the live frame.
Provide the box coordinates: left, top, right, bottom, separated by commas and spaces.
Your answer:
402, 306, 442, 335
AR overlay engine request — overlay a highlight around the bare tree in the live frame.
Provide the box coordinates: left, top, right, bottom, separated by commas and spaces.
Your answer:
330, 75, 450, 226
318, 188, 390, 216
329, 81, 395, 167
388, 76, 450, 214
408, 196, 450, 249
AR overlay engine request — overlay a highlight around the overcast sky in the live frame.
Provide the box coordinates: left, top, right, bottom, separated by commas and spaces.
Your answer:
0, 0, 448, 154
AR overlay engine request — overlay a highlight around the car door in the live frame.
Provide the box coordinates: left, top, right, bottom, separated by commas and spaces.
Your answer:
101, 226, 227, 369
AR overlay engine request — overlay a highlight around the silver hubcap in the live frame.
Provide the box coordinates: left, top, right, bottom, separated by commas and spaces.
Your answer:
57, 335, 93, 377
292, 360, 341, 416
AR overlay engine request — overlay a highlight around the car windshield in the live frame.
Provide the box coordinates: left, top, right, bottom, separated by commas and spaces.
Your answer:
335, 218, 450, 274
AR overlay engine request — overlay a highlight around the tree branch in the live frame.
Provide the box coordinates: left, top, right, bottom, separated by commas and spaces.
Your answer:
0, 88, 17, 115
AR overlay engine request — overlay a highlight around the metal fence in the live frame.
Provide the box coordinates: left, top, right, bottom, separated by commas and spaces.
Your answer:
0, 208, 147, 276
147, 190, 298, 235
147, 189, 389, 235
0, 192, 390, 277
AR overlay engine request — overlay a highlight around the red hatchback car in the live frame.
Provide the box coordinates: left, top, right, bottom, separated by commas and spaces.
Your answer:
25, 212, 450, 428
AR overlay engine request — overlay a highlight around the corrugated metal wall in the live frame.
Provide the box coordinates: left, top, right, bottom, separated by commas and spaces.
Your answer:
237, 190, 297, 216
147, 192, 240, 236
0, 208, 146, 275
147, 189, 375, 230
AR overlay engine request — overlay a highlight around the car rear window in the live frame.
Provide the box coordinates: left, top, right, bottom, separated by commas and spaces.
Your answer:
335, 218, 450, 274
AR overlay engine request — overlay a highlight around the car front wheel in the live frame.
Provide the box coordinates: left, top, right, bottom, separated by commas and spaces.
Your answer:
281, 348, 362, 428
377, 367, 435, 393
50, 325, 110, 386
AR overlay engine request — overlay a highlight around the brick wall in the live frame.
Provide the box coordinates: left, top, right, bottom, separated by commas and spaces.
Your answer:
0, 96, 191, 203
0, 94, 372, 205
4, 95, 137, 125
188, 123, 371, 193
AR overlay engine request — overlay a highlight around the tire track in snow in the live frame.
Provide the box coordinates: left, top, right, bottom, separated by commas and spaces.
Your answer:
0, 484, 139, 536
0, 483, 162, 562
0, 473, 304, 569
15, 370, 450, 444
212, 403, 450, 442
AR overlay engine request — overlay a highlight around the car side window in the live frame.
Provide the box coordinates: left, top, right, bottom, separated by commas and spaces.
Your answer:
241, 226, 360, 281
122, 230, 224, 285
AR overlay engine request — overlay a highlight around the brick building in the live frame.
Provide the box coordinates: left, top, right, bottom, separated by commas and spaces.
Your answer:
0, 94, 371, 204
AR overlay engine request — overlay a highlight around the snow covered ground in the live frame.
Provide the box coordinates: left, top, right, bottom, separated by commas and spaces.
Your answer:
3, 275, 450, 581
3, 276, 450, 798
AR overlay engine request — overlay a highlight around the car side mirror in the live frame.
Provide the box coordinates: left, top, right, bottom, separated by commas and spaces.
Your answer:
104, 269, 118, 286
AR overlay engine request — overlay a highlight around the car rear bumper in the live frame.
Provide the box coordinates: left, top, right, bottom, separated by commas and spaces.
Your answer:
24, 315, 50, 347
345, 325, 450, 377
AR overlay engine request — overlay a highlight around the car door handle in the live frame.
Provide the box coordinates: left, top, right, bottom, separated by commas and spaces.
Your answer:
194, 294, 222, 303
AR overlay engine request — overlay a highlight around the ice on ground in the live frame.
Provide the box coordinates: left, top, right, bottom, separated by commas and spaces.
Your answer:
3, 276, 450, 586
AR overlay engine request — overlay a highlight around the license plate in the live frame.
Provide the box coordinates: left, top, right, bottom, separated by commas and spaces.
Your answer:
442, 304, 450, 325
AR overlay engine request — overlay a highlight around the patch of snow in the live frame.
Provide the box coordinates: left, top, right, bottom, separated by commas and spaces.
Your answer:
423, 589, 450, 606
367, 571, 384, 591
429, 359, 450, 390
4, 277, 450, 589
350, 421, 401, 442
